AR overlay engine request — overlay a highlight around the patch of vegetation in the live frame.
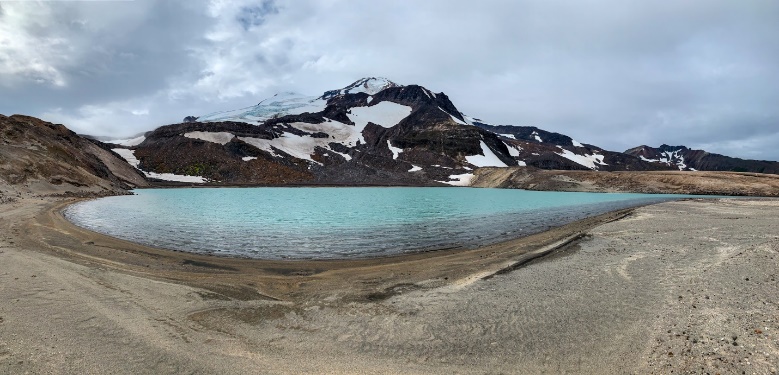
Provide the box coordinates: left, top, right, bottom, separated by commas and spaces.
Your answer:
182, 162, 211, 177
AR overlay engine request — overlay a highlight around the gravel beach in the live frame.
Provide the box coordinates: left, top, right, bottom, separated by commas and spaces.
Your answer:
1, 197, 777, 374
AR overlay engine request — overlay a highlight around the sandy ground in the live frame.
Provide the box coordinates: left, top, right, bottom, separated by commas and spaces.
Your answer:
1, 197, 778, 374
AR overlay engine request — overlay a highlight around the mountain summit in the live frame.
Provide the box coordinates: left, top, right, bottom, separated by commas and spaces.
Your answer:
321, 77, 399, 99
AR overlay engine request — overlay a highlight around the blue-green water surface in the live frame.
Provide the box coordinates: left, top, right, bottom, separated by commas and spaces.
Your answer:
64, 187, 689, 259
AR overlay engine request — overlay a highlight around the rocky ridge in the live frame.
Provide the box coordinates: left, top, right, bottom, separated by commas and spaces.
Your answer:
0, 114, 149, 201
625, 144, 779, 174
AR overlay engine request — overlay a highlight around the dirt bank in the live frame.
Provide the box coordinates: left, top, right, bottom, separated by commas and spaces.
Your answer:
471, 167, 779, 196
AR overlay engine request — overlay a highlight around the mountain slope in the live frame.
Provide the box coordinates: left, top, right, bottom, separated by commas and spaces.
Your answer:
473, 123, 671, 172
118, 78, 524, 186
106, 77, 775, 187
625, 145, 779, 174
0, 114, 149, 200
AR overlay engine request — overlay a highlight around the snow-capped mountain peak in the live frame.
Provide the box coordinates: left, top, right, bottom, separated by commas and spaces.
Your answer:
321, 77, 400, 99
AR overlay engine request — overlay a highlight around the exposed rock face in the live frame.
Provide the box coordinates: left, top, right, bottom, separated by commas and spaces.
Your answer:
625, 144, 779, 174
0, 114, 148, 199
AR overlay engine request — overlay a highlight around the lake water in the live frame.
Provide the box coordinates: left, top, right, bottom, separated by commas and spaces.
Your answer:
64, 187, 687, 260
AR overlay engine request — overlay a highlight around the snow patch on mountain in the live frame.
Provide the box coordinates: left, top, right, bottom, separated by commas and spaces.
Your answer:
555, 146, 607, 170
571, 139, 584, 147
438, 106, 467, 125
408, 165, 422, 172
640, 149, 689, 170
184, 131, 234, 145
242, 156, 257, 161
106, 135, 146, 147
504, 141, 521, 157
466, 141, 508, 167
347, 102, 412, 144
322, 77, 398, 98
660, 150, 688, 170
531, 131, 543, 142
112, 148, 207, 183
440, 173, 474, 186
387, 140, 403, 160
237, 130, 336, 164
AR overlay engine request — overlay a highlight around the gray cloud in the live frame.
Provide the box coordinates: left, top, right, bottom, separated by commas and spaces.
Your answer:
0, 0, 777, 160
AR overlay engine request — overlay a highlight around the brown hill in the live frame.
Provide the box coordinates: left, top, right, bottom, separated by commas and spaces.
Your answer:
470, 167, 779, 196
0, 114, 148, 201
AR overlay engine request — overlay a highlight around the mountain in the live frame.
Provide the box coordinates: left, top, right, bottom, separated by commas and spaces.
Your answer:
472, 123, 670, 172
0, 114, 149, 201
110, 77, 667, 186
624, 145, 779, 174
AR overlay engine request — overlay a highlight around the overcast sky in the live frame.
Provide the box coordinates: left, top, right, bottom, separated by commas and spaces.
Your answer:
1, 0, 777, 160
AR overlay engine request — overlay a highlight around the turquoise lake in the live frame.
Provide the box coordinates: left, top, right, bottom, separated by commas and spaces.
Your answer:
64, 187, 690, 259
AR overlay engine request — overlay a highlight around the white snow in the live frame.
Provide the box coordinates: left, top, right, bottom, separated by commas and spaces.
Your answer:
644, 150, 689, 170
366, 96, 373, 104
111, 148, 207, 183
531, 131, 543, 142
571, 139, 584, 147
198, 92, 327, 124
242, 156, 257, 161
184, 131, 235, 145
555, 146, 607, 170
408, 165, 423, 172
465, 141, 508, 167
504, 141, 521, 157
239, 132, 324, 163
517, 160, 527, 166
500, 134, 516, 139
334, 151, 352, 161
347, 102, 412, 143
341, 77, 396, 95
112, 148, 141, 168
106, 135, 146, 147
236, 137, 279, 157
234, 119, 370, 164
438, 106, 468, 125
440, 173, 474, 186
661, 150, 687, 170
387, 140, 403, 160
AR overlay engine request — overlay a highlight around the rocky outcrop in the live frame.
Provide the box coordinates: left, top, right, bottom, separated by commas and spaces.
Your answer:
0, 114, 149, 199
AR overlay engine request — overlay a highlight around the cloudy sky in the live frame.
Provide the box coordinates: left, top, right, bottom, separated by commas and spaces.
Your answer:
1, 0, 777, 160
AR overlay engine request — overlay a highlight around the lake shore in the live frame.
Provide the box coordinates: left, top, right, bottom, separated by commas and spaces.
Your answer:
1, 196, 778, 373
